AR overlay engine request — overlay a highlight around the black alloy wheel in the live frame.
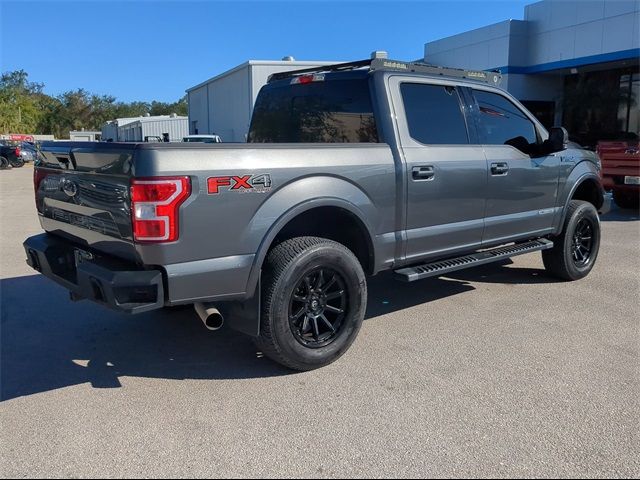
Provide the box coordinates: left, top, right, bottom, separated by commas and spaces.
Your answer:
542, 200, 600, 281
256, 236, 367, 371
289, 267, 347, 348
571, 218, 594, 267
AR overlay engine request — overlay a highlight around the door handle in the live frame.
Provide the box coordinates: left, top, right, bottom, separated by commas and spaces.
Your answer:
491, 162, 509, 175
412, 165, 435, 180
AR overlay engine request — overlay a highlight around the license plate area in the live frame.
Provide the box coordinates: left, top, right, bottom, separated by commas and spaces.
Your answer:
624, 176, 640, 185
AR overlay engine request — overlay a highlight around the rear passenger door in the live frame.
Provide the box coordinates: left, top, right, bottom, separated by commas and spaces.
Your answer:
389, 77, 487, 264
470, 88, 561, 245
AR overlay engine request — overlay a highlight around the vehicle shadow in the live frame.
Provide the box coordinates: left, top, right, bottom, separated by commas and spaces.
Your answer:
600, 207, 639, 222
599, 196, 639, 222
1, 263, 552, 401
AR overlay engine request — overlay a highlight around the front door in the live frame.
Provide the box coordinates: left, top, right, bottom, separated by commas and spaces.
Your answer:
471, 88, 561, 245
390, 78, 487, 264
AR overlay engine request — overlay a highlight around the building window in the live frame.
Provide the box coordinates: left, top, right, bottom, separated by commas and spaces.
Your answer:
618, 73, 639, 139
521, 101, 555, 130
400, 83, 469, 145
562, 68, 639, 148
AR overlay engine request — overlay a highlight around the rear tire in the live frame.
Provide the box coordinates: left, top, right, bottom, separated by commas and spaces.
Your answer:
542, 200, 600, 280
613, 189, 639, 210
9, 157, 24, 168
256, 236, 367, 371
0, 156, 10, 169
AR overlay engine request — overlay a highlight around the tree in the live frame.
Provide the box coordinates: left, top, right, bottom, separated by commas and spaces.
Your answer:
149, 95, 187, 116
0, 69, 186, 138
0, 70, 46, 133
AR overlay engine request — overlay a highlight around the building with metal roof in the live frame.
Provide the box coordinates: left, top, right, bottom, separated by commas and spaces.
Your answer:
423, 0, 639, 145
101, 114, 188, 142
186, 58, 341, 142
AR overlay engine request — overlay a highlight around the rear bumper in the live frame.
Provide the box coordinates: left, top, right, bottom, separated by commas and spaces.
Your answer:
24, 233, 164, 314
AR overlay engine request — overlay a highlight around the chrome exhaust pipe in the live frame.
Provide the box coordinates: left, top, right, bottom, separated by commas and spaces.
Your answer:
194, 303, 224, 331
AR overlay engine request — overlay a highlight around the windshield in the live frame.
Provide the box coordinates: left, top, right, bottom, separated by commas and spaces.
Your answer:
248, 78, 379, 143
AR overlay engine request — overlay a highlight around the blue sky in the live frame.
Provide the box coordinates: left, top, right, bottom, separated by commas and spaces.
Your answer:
1, 0, 531, 102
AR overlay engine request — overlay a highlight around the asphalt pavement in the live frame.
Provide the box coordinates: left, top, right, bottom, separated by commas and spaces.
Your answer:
1, 165, 638, 478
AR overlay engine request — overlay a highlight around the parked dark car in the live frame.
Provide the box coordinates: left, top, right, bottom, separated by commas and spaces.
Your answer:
0, 140, 25, 169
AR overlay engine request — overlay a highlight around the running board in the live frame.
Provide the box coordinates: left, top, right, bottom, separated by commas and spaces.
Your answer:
394, 239, 554, 282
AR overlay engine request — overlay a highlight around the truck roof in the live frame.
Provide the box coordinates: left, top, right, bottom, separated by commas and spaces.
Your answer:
268, 57, 503, 87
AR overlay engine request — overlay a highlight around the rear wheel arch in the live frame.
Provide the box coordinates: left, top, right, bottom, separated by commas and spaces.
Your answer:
245, 199, 377, 299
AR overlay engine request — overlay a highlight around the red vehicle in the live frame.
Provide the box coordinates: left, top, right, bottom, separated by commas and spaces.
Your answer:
597, 140, 640, 209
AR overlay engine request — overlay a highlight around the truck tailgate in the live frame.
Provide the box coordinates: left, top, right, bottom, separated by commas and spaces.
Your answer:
35, 142, 139, 262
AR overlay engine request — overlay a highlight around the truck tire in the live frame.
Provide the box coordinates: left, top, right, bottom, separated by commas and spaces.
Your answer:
613, 189, 639, 210
9, 156, 24, 168
0, 156, 10, 169
256, 236, 367, 371
542, 200, 600, 281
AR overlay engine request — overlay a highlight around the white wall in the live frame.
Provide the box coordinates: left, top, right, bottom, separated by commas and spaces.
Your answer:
423, 20, 525, 71
423, 0, 639, 118
117, 118, 188, 142
206, 65, 251, 142
101, 123, 118, 142
424, 0, 640, 72
187, 86, 209, 135
524, 0, 639, 66
504, 73, 564, 101
141, 118, 188, 142
69, 131, 101, 141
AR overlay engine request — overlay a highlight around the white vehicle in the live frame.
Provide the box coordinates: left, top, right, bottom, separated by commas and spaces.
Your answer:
182, 134, 222, 143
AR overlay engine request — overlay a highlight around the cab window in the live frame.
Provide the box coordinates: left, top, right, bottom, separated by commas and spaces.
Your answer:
400, 83, 469, 145
473, 89, 538, 153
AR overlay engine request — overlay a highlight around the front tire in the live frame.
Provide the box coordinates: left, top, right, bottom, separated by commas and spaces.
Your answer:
542, 200, 601, 280
256, 236, 367, 371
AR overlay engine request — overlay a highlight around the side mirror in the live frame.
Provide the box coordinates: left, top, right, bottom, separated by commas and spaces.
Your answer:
549, 126, 569, 152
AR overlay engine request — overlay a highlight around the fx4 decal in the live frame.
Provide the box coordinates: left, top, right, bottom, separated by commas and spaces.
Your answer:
207, 174, 272, 194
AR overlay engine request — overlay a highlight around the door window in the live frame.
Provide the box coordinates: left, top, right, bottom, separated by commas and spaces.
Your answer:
474, 90, 538, 153
400, 83, 469, 145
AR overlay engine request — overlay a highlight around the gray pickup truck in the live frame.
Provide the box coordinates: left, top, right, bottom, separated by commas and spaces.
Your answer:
24, 58, 604, 370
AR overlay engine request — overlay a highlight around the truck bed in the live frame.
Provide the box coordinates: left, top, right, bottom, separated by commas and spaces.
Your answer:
34, 141, 396, 305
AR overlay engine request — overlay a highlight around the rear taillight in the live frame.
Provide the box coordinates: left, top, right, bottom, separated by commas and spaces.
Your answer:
33, 168, 61, 208
130, 177, 191, 243
15, 146, 21, 157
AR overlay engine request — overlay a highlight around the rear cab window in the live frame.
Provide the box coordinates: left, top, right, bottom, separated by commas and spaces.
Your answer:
248, 75, 379, 143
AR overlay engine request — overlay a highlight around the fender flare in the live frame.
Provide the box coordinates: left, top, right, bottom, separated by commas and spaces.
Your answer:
554, 169, 604, 233
243, 195, 377, 298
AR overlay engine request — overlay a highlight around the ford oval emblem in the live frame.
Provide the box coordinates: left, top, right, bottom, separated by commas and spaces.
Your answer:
62, 179, 78, 198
